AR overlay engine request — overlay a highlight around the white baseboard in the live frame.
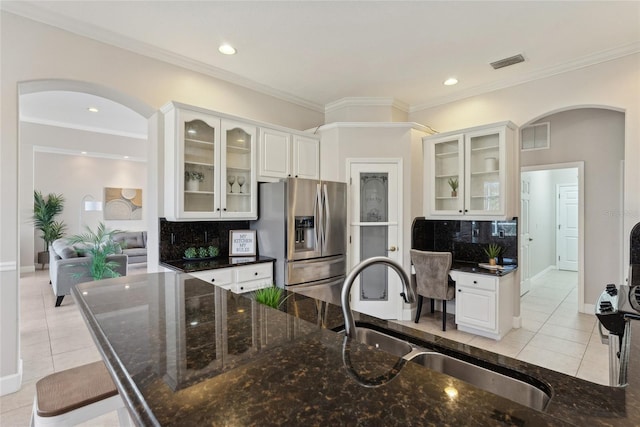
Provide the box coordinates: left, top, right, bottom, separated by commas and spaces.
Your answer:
20, 265, 36, 274
512, 315, 522, 328
581, 303, 595, 315
530, 265, 556, 282
0, 359, 23, 396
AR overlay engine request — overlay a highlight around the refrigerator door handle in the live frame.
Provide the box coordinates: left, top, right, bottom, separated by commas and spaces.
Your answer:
323, 183, 330, 251
315, 183, 323, 249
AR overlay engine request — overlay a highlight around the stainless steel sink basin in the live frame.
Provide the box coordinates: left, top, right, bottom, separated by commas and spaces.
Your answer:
353, 328, 414, 358
406, 351, 551, 411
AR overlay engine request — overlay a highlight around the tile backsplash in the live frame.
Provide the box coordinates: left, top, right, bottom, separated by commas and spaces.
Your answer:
411, 217, 518, 265
159, 218, 250, 262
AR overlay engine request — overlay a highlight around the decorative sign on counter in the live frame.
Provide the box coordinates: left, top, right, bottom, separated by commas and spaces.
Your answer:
229, 230, 256, 256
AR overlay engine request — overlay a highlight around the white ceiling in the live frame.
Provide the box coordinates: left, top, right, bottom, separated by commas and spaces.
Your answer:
6, 0, 640, 133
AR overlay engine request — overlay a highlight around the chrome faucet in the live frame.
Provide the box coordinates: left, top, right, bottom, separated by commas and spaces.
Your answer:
341, 256, 416, 338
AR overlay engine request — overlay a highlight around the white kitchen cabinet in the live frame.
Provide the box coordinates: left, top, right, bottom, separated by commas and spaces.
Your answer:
451, 271, 514, 340
188, 262, 274, 294
258, 127, 319, 181
424, 121, 516, 219
163, 102, 257, 220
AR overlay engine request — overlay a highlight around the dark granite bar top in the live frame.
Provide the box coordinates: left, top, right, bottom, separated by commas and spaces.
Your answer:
450, 260, 517, 277
72, 272, 639, 426
160, 255, 275, 273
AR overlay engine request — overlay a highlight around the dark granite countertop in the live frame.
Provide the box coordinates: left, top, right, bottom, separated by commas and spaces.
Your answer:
451, 260, 517, 277
160, 255, 275, 273
72, 272, 639, 426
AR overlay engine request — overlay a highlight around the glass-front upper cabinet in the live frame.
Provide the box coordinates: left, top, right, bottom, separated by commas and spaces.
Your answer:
465, 127, 504, 215
222, 120, 257, 218
163, 102, 257, 221
428, 134, 465, 215
424, 122, 516, 219
182, 115, 219, 216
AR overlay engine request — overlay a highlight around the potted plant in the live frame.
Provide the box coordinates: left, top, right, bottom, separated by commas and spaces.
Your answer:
66, 222, 123, 280
32, 190, 67, 268
253, 285, 288, 309
483, 243, 502, 266
185, 171, 205, 192
448, 177, 459, 197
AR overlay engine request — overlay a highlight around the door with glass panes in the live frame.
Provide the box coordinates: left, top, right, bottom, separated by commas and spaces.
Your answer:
349, 160, 402, 319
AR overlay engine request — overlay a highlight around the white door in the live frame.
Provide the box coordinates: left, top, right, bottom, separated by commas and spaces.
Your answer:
557, 184, 579, 271
348, 160, 402, 319
520, 174, 532, 296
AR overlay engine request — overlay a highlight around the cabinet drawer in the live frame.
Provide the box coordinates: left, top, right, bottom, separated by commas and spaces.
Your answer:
189, 269, 234, 286
233, 278, 272, 294
236, 263, 273, 283
455, 273, 496, 291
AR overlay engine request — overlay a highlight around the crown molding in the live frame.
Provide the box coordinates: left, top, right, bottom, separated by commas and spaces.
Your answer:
410, 42, 640, 113
316, 121, 435, 134
21, 117, 148, 140
1, 4, 324, 113
325, 97, 409, 114
33, 145, 147, 163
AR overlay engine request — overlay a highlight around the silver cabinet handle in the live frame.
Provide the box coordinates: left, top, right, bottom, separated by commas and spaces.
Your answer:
387, 246, 397, 252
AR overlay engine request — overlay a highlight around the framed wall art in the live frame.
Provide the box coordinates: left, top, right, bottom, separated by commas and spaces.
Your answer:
104, 187, 143, 220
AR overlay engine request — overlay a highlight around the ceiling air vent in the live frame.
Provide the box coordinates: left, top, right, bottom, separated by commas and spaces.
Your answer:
490, 54, 525, 70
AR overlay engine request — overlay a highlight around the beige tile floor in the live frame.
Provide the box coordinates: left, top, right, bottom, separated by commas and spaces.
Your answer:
393, 269, 609, 385
1, 267, 608, 426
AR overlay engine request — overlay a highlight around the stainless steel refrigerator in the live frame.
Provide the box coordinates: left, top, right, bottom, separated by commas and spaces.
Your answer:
251, 178, 347, 304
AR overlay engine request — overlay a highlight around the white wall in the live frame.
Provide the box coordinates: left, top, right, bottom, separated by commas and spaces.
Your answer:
21, 122, 148, 271
410, 54, 639, 308
33, 151, 147, 253
0, 11, 324, 394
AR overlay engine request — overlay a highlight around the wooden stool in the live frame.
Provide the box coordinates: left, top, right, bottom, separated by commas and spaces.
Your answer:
30, 361, 132, 427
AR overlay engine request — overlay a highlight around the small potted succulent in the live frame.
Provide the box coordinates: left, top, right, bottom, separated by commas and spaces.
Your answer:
185, 171, 205, 192
184, 247, 197, 259
448, 177, 459, 197
207, 245, 220, 257
483, 243, 502, 266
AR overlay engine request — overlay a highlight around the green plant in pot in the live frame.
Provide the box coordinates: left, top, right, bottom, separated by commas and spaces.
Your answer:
66, 222, 123, 281
32, 190, 67, 267
253, 285, 288, 309
448, 177, 459, 197
483, 243, 502, 266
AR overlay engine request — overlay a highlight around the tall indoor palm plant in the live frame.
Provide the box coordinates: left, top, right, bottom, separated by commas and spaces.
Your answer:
66, 222, 123, 280
33, 190, 67, 252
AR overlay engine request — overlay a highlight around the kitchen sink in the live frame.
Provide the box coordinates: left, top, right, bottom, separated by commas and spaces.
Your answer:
353, 327, 414, 358
340, 326, 551, 410
405, 351, 551, 411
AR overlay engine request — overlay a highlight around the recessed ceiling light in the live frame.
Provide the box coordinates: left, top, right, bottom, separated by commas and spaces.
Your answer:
218, 44, 237, 55
87, 107, 99, 113
124, 156, 129, 159
444, 78, 458, 86
81, 151, 88, 155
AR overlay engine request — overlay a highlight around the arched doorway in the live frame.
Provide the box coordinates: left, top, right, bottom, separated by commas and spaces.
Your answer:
18, 79, 154, 272
518, 107, 625, 323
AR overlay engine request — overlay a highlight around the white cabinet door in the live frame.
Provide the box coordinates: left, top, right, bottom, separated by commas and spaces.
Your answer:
456, 284, 497, 331
165, 107, 221, 220
292, 135, 320, 179
464, 126, 505, 217
427, 134, 465, 216
259, 128, 291, 180
221, 119, 257, 219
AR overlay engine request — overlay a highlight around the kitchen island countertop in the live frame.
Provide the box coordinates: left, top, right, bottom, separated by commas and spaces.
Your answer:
72, 272, 639, 426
